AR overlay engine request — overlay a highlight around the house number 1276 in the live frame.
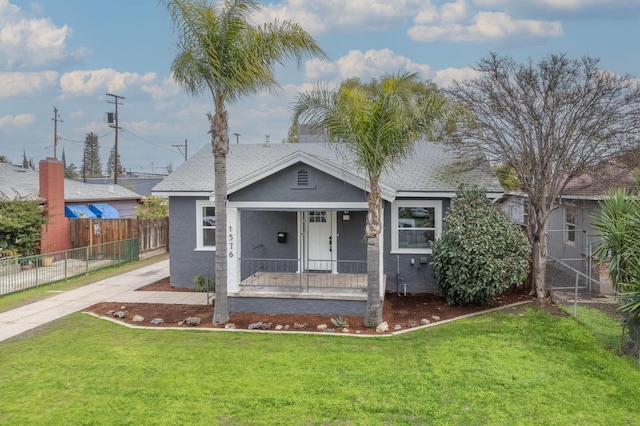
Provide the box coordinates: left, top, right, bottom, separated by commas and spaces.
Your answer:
228, 226, 234, 257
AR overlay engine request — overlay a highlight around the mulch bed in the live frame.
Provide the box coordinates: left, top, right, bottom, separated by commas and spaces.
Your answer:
85, 278, 537, 335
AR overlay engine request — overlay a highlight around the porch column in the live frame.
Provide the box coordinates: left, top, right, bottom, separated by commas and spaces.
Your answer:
227, 207, 240, 293
379, 203, 385, 297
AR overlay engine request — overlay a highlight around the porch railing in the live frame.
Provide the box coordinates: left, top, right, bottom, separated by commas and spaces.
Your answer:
239, 257, 367, 291
0, 238, 139, 296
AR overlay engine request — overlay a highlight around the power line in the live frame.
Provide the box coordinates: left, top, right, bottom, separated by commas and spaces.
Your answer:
121, 128, 180, 154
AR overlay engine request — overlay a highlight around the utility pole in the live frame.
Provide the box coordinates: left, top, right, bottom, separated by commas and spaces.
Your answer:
172, 139, 188, 162
233, 133, 240, 144
52, 106, 63, 159
106, 93, 125, 184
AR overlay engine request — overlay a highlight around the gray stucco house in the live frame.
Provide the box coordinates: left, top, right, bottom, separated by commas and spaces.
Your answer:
152, 141, 503, 315
500, 157, 638, 294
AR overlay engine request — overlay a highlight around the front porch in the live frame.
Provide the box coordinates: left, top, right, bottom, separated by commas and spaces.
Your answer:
228, 257, 372, 315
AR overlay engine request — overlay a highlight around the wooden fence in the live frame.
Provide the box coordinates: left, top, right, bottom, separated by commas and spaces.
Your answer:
70, 217, 169, 254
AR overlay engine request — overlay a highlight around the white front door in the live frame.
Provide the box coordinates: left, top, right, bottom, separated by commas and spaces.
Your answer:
305, 211, 335, 271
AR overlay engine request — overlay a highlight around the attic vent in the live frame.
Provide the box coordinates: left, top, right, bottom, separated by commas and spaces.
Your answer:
297, 169, 309, 186
291, 167, 316, 190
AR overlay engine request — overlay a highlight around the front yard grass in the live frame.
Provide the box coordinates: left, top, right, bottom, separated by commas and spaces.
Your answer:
1, 306, 639, 425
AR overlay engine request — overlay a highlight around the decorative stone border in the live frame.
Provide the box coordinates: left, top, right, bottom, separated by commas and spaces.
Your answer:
83, 300, 533, 338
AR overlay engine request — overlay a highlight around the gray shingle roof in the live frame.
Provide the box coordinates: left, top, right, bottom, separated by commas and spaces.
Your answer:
0, 162, 142, 202
152, 141, 503, 195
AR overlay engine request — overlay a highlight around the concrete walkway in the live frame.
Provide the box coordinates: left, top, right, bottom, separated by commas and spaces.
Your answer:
0, 259, 208, 343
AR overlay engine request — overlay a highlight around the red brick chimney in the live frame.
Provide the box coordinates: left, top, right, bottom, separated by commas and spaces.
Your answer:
39, 158, 71, 253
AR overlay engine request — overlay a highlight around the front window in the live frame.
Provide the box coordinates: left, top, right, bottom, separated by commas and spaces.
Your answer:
196, 200, 215, 250
392, 200, 442, 253
565, 205, 576, 245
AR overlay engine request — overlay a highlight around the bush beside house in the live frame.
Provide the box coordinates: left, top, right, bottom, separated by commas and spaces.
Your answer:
0, 192, 48, 256
432, 187, 530, 305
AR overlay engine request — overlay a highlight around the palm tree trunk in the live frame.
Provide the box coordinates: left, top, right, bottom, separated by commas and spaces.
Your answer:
211, 110, 230, 324
364, 178, 383, 327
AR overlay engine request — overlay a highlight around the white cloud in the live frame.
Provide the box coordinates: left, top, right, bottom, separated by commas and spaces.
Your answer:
141, 77, 182, 101
0, 113, 36, 128
0, 0, 89, 70
306, 49, 432, 82
432, 66, 478, 87
254, 0, 421, 34
409, 8, 562, 42
0, 71, 58, 98
59, 69, 157, 97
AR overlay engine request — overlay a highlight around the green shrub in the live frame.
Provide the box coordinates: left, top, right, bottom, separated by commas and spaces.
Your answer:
136, 195, 168, 219
432, 187, 531, 305
0, 191, 48, 255
193, 275, 214, 292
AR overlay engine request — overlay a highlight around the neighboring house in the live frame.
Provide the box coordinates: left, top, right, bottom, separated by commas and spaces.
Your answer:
0, 159, 142, 253
82, 177, 166, 196
152, 141, 503, 315
0, 161, 142, 218
501, 157, 638, 293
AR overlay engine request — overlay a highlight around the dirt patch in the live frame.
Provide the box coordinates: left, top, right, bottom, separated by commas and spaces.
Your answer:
85, 281, 535, 335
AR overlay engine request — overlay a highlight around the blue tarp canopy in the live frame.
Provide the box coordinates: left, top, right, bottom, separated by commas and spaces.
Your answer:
65, 204, 97, 219
89, 203, 120, 218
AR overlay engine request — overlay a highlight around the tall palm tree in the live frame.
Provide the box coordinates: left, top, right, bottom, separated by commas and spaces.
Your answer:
163, 0, 326, 324
292, 72, 447, 327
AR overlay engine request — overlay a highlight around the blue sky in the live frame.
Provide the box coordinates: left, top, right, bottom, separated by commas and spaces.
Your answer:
1, 0, 639, 175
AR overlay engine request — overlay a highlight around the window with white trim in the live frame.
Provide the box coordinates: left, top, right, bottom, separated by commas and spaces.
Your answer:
196, 200, 215, 250
391, 200, 442, 254
565, 204, 576, 246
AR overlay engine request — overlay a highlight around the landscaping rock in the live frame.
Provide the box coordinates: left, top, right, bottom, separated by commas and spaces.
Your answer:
317, 324, 328, 331
248, 321, 263, 330
184, 317, 201, 326
376, 321, 389, 333
431, 315, 441, 321
408, 321, 417, 328
260, 322, 273, 330
132, 315, 144, 322
105, 310, 115, 316
421, 318, 430, 325
283, 325, 290, 330
275, 325, 284, 330
341, 328, 350, 333
293, 322, 309, 329
114, 311, 127, 319
394, 324, 402, 331
150, 318, 164, 325
224, 323, 236, 329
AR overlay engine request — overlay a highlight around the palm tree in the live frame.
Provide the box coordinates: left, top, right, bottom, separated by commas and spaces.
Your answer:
292, 72, 448, 327
163, 0, 326, 324
591, 176, 640, 357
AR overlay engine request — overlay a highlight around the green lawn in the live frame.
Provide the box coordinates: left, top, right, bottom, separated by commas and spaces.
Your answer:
1, 307, 639, 425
